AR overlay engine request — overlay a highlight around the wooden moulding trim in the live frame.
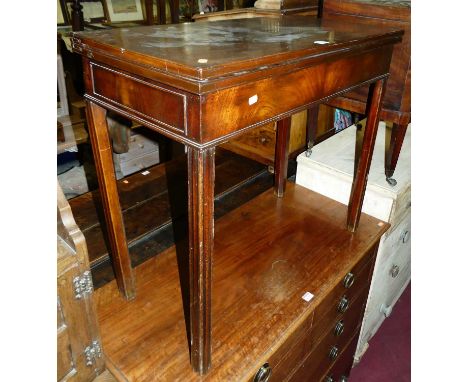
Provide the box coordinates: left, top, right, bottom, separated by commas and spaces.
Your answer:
85, 73, 389, 150
72, 33, 402, 94
84, 94, 196, 147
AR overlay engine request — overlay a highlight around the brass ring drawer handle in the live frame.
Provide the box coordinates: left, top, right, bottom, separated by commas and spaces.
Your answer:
343, 272, 355, 288
400, 230, 410, 244
390, 265, 400, 278
334, 320, 345, 336
253, 363, 272, 382
329, 346, 339, 361
337, 296, 349, 313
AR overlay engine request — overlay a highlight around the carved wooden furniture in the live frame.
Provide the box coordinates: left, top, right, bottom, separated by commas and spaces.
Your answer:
296, 120, 411, 363
71, 17, 403, 373
57, 183, 104, 381
95, 186, 389, 381
321, 0, 411, 185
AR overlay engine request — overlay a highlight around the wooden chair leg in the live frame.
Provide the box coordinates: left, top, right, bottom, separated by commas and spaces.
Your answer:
347, 79, 386, 232
187, 146, 215, 374
385, 122, 408, 186
85, 101, 135, 300
274, 116, 291, 197
305, 105, 319, 157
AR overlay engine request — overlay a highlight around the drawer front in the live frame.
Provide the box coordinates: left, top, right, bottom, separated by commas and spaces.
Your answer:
379, 211, 411, 266
114, 150, 160, 178
378, 241, 411, 313
288, 307, 364, 382
314, 246, 376, 325
321, 333, 359, 382
91, 63, 187, 135
249, 309, 315, 382
389, 186, 411, 229
311, 285, 368, 345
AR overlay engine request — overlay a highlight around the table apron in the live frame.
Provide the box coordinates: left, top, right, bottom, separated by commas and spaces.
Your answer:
83, 45, 392, 149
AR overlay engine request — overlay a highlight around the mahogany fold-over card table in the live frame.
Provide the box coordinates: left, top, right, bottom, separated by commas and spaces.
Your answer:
71, 17, 403, 374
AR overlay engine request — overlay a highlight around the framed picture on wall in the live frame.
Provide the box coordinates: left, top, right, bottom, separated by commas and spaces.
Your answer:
105, 0, 144, 22
65, 0, 109, 24
57, 0, 70, 25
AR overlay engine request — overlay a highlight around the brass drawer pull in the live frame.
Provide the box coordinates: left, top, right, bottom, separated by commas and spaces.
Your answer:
340, 377, 348, 382
334, 320, 345, 336
390, 264, 400, 278
400, 230, 410, 244
343, 272, 355, 288
329, 346, 339, 361
337, 296, 349, 313
253, 363, 272, 382
324, 376, 334, 382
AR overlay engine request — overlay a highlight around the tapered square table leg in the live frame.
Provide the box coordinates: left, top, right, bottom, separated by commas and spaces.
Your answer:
274, 116, 292, 198
187, 146, 215, 374
347, 78, 387, 232
85, 101, 136, 300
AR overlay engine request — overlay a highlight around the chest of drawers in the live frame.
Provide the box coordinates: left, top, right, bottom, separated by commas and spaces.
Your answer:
94, 185, 388, 381
296, 121, 411, 363
113, 129, 160, 180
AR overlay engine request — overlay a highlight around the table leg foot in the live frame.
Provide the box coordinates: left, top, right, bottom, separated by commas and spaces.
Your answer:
386, 177, 397, 187
187, 146, 215, 374
385, 122, 408, 183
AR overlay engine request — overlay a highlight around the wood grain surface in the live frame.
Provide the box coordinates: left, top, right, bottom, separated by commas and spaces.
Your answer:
95, 183, 388, 381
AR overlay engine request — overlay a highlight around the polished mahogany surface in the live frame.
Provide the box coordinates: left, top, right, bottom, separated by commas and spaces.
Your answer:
95, 184, 388, 381
72, 17, 403, 84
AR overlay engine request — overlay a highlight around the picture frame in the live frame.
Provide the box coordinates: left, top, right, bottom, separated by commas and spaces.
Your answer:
65, 0, 109, 24
105, 0, 144, 23
57, 0, 70, 25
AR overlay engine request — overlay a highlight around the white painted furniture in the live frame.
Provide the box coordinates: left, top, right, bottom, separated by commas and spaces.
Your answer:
296, 121, 411, 362
113, 130, 160, 180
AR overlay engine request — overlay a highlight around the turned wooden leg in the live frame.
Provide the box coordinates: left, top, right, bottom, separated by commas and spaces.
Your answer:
385, 122, 408, 186
305, 105, 319, 157
187, 146, 215, 374
85, 101, 135, 300
347, 79, 386, 232
274, 116, 291, 198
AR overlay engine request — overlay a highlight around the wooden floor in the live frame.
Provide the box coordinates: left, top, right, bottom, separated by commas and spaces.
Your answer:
93, 370, 117, 382
95, 182, 387, 381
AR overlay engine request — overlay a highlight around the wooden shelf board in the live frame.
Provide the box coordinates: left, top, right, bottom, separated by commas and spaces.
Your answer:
95, 183, 388, 381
